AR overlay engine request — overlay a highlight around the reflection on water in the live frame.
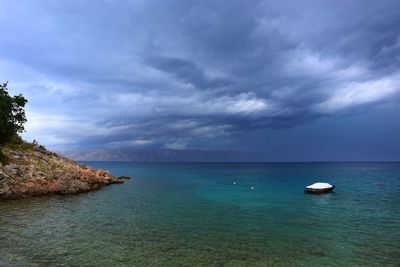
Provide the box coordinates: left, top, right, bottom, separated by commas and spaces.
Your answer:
1, 162, 400, 266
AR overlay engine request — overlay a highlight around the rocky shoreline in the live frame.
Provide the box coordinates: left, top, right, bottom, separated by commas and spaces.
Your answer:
0, 145, 126, 200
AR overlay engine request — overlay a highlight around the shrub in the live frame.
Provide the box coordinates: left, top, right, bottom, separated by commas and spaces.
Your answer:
0, 82, 28, 144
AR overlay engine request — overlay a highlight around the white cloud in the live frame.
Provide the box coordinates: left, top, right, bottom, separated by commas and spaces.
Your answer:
22, 111, 132, 146
108, 139, 153, 147
164, 141, 188, 150
285, 51, 337, 76
314, 73, 400, 114
169, 119, 201, 130
113, 91, 273, 117
206, 93, 275, 116
284, 49, 370, 82
224, 93, 271, 114
191, 125, 232, 138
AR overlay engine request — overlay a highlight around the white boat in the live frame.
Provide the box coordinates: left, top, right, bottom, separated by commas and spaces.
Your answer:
304, 182, 335, 194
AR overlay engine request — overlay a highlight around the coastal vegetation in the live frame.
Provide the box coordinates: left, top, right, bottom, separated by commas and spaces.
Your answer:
0, 82, 28, 164
0, 82, 27, 145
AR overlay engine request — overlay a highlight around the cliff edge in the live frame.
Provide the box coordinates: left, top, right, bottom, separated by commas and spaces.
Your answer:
0, 143, 123, 200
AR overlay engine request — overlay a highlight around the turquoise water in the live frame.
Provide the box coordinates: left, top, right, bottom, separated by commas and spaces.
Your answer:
1, 162, 400, 266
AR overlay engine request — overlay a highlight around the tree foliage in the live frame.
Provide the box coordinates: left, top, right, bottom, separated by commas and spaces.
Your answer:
0, 82, 28, 144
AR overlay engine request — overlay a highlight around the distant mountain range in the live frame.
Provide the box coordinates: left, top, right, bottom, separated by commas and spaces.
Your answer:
60, 148, 264, 162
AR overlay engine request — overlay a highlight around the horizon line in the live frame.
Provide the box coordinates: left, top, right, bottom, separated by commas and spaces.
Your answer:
77, 160, 400, 163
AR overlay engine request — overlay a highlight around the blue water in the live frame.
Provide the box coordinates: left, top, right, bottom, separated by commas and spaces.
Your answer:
1, 162, 400, 266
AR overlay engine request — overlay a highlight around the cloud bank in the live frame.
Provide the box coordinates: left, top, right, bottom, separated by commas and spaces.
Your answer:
0, 0, 399, 158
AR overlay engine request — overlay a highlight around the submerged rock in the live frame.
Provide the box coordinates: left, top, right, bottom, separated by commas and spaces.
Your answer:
117, 175, 131, 180
0, 146, 124, 200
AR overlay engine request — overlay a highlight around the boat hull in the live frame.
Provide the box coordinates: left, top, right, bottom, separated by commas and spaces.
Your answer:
304, 186, 335, 194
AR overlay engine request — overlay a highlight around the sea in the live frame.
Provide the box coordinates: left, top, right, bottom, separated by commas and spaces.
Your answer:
1, 162, 400, 266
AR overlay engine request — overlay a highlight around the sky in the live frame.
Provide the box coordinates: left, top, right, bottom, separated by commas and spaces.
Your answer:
0, 0, 400, 160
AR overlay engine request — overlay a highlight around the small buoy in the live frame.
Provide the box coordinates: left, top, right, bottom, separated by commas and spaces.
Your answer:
251, 186, 254, 190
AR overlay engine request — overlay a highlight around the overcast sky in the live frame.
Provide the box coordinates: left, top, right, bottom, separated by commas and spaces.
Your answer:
1, 0, 400, 160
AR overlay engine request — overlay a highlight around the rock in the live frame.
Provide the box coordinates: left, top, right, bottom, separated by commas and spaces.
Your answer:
117, 175, 131, 180
32, 151, 45, 159
0, 145, 128, 200
3, 164, 19, 176
0, 183, 10, 195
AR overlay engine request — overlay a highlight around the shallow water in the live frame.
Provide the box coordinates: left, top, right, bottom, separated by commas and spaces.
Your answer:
1, 162, 400, 266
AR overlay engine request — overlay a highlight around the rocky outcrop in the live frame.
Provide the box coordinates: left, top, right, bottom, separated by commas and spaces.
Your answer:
0, 146, 123, 200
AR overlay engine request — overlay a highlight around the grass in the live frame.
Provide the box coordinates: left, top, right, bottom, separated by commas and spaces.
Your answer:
0, 150, 8, 165
0, 135, 49, 165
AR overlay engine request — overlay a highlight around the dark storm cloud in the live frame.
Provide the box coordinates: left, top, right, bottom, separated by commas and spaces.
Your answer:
1, 0, 400, 156
145, 56, 233, 89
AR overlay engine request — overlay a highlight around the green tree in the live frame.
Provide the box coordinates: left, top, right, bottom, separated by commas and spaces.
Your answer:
0, 82, 28, 144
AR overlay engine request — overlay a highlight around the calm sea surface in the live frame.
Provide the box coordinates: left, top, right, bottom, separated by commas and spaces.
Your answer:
1, 162, 400, 266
